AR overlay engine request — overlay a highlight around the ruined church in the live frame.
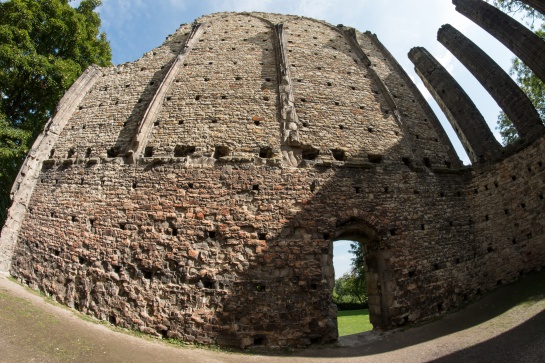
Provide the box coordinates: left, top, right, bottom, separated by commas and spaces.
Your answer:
1, 0, 545, 348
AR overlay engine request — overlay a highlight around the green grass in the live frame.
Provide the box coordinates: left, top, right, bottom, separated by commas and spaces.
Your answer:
337, 309, 373, 337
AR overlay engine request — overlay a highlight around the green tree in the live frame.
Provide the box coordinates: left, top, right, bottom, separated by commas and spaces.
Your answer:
349, 241, 367, 302
333, 272, 367, 305
491, 1, 545, 144
333, 242, 368, 306
0, 0, 111, 224
492, 0, 543, 25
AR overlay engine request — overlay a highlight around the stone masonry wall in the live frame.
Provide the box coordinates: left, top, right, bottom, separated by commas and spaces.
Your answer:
3, 11, 545, 349
11, 157, 474, 347
46, 12, 459, 167
280, 17, 408, 160
148, 15, 280, 158
356, 32, 461, 168
52, 24, 193, 160
467, 137, 545, 291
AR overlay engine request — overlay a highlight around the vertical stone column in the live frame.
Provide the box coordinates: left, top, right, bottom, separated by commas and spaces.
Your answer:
453, 0, 545, 83
273, 23, 302, 167
409, 47, 501, 164
0, 66, 101, 274
438, 24, 544, 141
518, 0, 545, 16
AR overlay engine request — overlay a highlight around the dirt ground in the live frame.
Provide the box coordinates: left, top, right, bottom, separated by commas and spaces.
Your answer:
1, 271, 544, 363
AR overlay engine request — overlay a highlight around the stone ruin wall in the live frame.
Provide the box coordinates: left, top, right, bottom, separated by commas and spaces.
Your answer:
467, 139, 545, 290
2, 2, 545, 348
47, 23, 195, 161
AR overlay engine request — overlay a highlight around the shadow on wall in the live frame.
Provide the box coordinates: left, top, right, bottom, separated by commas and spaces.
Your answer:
208, 18, 474, 345
108, 31, 191, 158
294, 269, 545, 359
14, 17, 474, 350
210, 125, 475, 347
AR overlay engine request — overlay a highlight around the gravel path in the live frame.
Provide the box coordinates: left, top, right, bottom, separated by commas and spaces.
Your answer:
1, 271, 544, 363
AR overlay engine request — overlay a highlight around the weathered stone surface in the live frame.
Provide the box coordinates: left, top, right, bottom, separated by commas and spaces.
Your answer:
453, 0, 545, 83
129, 23, 206, 160
438, 24, 544, 142
0, 66, 101, 273
1, 10, 545, 349
362, 30, 462, 169
408, 47, 502, 164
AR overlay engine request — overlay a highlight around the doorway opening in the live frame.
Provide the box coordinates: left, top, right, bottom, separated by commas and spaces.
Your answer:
329, 219, 388, 337
333, 239, 372, 337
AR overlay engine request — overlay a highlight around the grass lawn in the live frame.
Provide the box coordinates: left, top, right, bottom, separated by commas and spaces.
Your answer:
337, 309, 373, 337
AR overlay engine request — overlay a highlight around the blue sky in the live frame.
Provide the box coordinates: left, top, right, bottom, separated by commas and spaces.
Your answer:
333, 240, 355, 278
83, 0, 530, 277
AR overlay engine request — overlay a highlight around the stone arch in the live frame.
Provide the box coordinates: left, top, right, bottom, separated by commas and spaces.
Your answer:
329, 217, 392, 331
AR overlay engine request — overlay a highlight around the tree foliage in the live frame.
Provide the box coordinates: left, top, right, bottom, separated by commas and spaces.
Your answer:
333, 242, 368, 307
349, 241, 367, 301
0, 0, 111, 223
333, 272, 366, 305
0, 114, 31, 203
492, 0, 544, 24
491, 1, 545, 144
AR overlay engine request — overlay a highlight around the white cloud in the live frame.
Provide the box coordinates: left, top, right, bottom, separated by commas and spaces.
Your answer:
100, 0, 145, 30
437, 51, 455, 74
208, 0, 277, 13
334, 240, 353, 249
207, 0, 371, 26
164, 0, 190, 10
289, 0, 364, 22
333, 240, 355, 278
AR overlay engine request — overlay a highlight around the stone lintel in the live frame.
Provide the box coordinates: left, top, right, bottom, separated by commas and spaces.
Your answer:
438, 24, 544, 141
453, 0, 545, 83
408, 47, 501, 164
